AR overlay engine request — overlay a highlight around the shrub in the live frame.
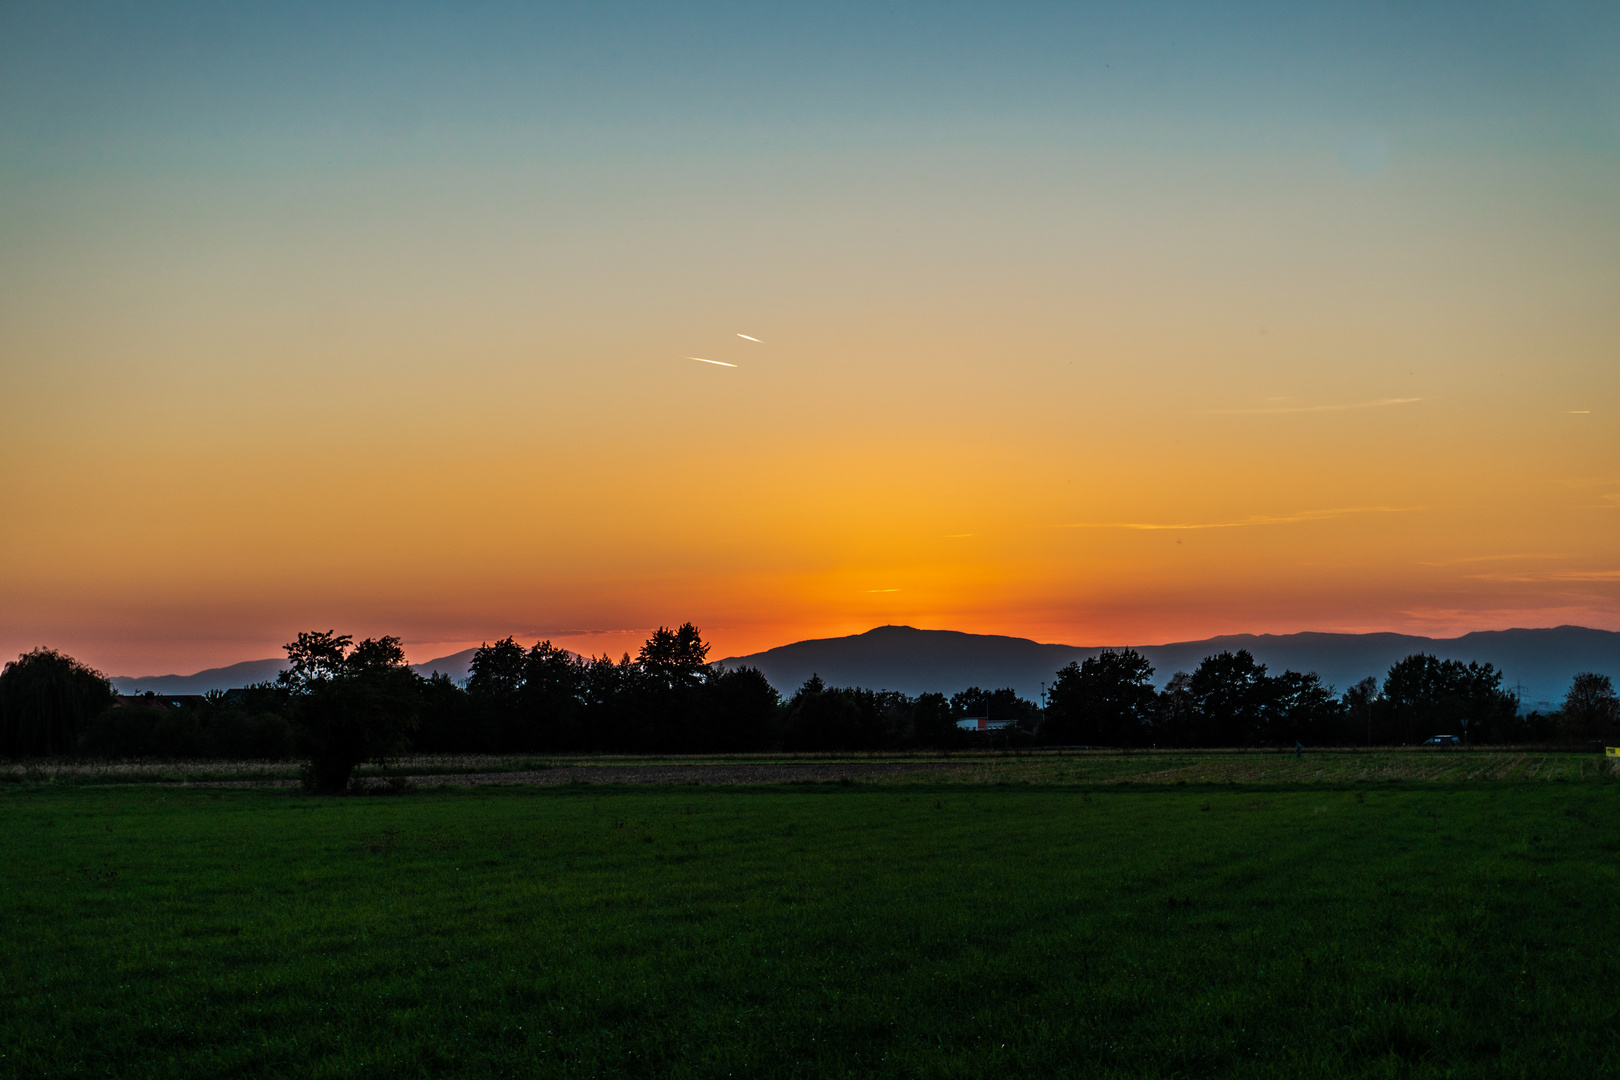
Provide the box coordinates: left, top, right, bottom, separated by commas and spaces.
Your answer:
0, 648, 116, 757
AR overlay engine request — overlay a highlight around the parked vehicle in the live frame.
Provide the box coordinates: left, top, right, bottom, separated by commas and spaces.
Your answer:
1423, 735, 1460, 745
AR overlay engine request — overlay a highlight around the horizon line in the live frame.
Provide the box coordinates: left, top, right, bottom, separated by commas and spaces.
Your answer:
100, 621, 1618, 680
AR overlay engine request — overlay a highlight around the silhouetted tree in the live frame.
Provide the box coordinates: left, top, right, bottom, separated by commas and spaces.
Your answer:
1560, 672, 1618, 742
779, 676, 917, 751
414, 672, 472, 753
80, 695, 209, 758
83, 683, 300, 761
467, 637, 527, 698
854, 687, 922, 747
1381, 654, 1517, 745
467, 637, 528, 750
628, 624, 711, 750
696, 665, 780, 751
579, 652, 635, 751
1187, 650, 1269, 746
781, 675, 864, 751
218, 683, 300, 759
1257, 670, 1344, 746
1041, 650, 1156, 746
638, 624, 709, 690
282, 631, 353, 684
456, 627, 777, 753
1152, 671, 1196, 746
0, 647, 116, 757
1342, 676, 1381, 746
279, 632, 422, 793
911, 691, 958, 749
521, 641, 585, 750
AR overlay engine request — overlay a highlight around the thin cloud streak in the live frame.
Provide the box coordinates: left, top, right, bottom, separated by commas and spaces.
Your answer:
1063, 506, 1413, 531
1419, 553, 1567, 566
1204, 397, 1422, 415
1467, 569, 1620, 583
688, 357, 737, 367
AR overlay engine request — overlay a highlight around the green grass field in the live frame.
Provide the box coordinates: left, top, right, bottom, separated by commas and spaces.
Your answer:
3, 765, 1618, 1077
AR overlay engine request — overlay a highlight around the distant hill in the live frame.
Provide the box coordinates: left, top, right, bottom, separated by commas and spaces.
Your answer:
716, 625, 1620, 711
111, 658, 288, 696
717, 628, 1081, 705
111, 647, 479, 695
411, 648, 479, 683
110, 626, 1619, 709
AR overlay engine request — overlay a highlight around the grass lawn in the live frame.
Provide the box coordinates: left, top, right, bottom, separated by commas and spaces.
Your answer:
2, 775, 1618, 1078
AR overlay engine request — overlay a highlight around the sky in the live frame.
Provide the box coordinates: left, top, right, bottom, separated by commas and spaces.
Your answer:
2, 1, 1618, 676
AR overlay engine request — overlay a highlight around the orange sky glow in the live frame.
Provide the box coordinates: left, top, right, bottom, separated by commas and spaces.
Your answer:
2, 6, 1617, 675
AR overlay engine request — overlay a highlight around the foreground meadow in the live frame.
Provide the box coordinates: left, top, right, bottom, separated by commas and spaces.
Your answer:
2, 776, 1617, 1078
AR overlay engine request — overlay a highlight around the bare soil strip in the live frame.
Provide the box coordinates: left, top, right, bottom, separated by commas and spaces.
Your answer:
404, 761, 962, 786
189, 761, 966, 788
7, 750, 1611, 789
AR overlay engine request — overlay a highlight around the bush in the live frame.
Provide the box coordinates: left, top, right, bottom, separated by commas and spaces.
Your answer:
80, 702, 205, 758
0, 648, 116, 757
209, 707, 296, 760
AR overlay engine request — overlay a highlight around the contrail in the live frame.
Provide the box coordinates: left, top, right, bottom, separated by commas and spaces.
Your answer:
736, 334, 761, 342
689, 357, 737, 367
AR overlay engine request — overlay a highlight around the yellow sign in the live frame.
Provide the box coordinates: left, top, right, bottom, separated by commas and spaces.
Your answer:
1607, 747, 1620, 758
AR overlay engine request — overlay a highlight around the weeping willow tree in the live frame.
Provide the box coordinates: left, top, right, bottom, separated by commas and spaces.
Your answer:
0, 648, 116, 757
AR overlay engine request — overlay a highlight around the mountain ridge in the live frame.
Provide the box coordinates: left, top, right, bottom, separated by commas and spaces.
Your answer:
716, 624, 1620, 710
107, 626, 1620, 708
111, 648, 479, 695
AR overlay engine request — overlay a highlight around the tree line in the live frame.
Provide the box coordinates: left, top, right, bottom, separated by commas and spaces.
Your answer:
2, 628, 1616, 793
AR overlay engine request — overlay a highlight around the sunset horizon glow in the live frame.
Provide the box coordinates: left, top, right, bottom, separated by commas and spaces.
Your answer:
3, 3, 1616, 677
